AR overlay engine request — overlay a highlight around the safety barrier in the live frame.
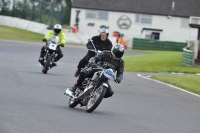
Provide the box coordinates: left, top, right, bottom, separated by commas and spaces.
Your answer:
0, 15, 49, 34
182, 48, 194, 66
132, 38, 187, 51
0, 15, 93, 44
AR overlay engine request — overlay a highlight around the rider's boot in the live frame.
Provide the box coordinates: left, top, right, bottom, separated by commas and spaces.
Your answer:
52, 62, 57, 67
38, 46, 46, 66
52, 53, 63, 67
52, 57, 59, 67
38, 57, 44, 67
69, 83, 78, 93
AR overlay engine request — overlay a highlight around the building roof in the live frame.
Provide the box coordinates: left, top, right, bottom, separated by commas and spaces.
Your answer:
72, 0, 200, 17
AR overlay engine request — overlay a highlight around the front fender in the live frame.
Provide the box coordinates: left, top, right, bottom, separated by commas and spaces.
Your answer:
102, 83, 108, 88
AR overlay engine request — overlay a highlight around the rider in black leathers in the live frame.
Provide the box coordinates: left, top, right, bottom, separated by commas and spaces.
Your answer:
70, 44, 125, 98
74, 28, 113, 77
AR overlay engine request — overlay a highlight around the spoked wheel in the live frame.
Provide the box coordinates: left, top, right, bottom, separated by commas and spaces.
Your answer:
42, 56, 51, 74
86, 86, 107, 113
68, 97, 79, 108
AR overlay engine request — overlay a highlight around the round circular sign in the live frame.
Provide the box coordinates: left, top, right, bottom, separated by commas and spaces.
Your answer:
117, 15, 132, 29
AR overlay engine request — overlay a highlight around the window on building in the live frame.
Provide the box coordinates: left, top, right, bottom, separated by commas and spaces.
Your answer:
135, 14, 152, 24
181, 18, 189, 28
86, 10, 108, 20
86, 10, 96, 19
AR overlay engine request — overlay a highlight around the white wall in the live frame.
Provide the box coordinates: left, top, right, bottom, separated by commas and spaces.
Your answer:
0, 15, 49, 34
0, 15, 89, 45
70, 8, 198, 43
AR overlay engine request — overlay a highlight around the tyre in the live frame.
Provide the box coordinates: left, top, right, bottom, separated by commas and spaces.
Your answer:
68, 97, 78, 108
42, 56, 51, 74
86, 86, 107, 113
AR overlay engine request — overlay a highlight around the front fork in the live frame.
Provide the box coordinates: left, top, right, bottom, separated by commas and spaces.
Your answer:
44, 50, 56, 66
89, 81, 108, 98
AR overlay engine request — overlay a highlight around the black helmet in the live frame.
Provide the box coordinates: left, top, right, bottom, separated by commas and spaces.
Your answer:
99, 28, 109, 37
54, 24, 62, 34
111, 44, 124, 59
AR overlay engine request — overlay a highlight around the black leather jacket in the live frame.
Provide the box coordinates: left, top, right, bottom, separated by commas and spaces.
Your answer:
86, 36, 113, 51
90, 51, 124, 82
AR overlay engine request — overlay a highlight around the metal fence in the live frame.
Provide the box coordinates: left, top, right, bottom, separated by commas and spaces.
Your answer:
182, 48, 194, 66
132, 38, 187, 51
0, 0, 66, 26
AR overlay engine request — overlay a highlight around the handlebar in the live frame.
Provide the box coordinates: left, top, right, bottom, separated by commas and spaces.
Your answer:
88, 49, 102, 56
57, 44, 64, 47
91, 65, 103, 70
47, 42, 64, 48
88, 49, 96, 52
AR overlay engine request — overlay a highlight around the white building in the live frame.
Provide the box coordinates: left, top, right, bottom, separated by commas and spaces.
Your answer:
70, 0, 200, 43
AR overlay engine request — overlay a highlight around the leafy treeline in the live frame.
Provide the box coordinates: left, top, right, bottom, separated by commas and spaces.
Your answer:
0, 0, 71, 25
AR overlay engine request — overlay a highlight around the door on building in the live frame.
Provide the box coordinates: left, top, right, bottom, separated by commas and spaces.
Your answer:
152, 32, 160, 40
142, 28, 162, 40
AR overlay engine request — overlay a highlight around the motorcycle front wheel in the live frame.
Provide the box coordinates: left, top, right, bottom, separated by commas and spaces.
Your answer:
68, 97, 79, 108
86, 86, 107, 113
42, 56, 51, 74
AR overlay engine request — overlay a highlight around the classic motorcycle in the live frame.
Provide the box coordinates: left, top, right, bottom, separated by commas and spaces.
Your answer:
64, 66, 118, 113
40, 35, 62, 74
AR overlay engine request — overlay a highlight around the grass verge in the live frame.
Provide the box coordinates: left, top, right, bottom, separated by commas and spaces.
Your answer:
152, 75, 200, 95
0, 25, 43, 42
123, 50, 200, 73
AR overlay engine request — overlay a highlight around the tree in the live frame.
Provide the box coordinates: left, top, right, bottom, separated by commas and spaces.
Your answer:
0, 0, 12, 15
0, 0, 67, 25
64, 0, 71, 25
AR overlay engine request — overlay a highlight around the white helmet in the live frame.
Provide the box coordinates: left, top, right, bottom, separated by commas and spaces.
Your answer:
54, 24, 62, 34
99, 28, 109, 37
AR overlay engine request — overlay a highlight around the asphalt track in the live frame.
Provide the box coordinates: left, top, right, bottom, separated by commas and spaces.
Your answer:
0, 40, 200, 133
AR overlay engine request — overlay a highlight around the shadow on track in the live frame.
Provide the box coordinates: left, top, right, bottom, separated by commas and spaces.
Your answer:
57, 104, 111, 116
21, 71, 66, 76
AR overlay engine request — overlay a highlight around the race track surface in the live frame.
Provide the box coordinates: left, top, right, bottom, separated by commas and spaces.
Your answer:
0, 40, 200, 133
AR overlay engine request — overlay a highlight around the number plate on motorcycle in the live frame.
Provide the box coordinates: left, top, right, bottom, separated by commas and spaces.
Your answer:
103, 69, 115, 79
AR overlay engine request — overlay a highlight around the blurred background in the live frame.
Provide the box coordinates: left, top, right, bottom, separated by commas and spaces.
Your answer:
0, 0, 70, 27
1, 0, 200, 51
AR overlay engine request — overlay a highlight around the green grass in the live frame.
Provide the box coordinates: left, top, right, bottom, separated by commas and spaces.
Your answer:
123, 50, 200, 73
0, 25, 43, 42
152, 75, 200, 95
62, 24, 69, 29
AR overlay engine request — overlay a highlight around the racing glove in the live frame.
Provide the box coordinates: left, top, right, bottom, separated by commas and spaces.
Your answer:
114, 78, 121, 84
42, 38, 47, 42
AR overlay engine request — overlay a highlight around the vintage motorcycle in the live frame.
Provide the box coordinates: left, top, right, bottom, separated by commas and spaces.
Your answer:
64, 66, 118, 113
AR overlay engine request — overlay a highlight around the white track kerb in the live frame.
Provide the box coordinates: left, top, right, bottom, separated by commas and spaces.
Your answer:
137, 74, 200, 98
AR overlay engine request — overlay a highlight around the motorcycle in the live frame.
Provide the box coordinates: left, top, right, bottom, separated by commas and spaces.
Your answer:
40, 35, 62, 74
64, 66, 119, 113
